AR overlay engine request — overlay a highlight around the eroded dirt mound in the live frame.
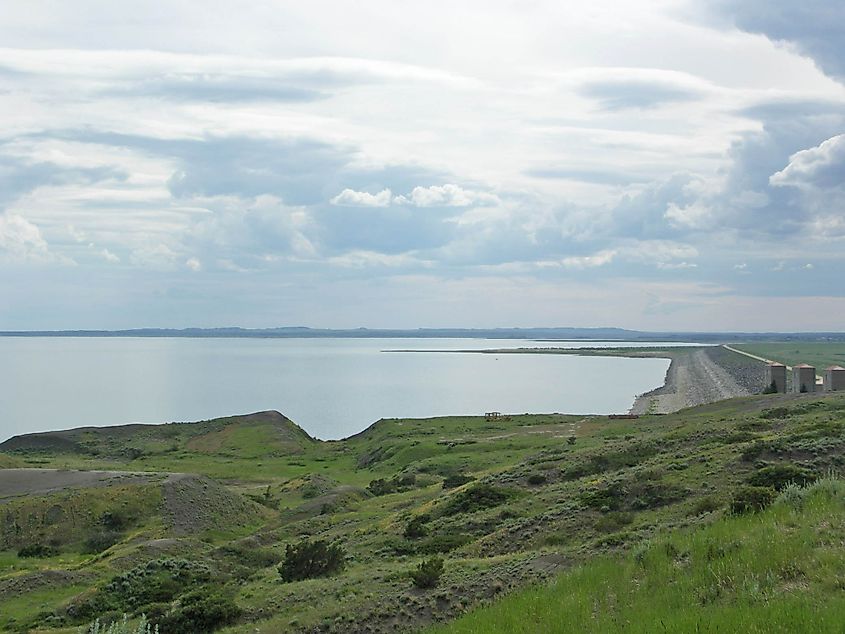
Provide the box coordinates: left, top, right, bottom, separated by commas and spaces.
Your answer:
162, 474, 268, 535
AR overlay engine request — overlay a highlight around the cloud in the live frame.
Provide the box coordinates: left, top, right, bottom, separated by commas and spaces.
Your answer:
656, 261, 697, 270
100, 248, 119, 263
572, 68, 709, 110
330, 188, 393, 207
770, 134, 845, 190
560, 249, 618, 269
707, 0, 845, 82
185, 257, 202, 271
0, 213, 53, 262
394, 184, 500, 208
330, 184, 500, 209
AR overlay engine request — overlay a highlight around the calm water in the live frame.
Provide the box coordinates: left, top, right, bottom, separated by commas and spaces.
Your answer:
0, 338, 678, 441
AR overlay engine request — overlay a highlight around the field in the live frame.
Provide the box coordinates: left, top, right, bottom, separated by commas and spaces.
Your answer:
735, 342, 845, 373
1, 389, 845, 633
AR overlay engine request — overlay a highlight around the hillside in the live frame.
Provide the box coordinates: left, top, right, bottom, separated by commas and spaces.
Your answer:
1, 393, 844, 632
431, 476, 845, 633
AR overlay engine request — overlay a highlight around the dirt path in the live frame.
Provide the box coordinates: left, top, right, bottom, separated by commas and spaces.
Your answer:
630, 349, 753, 414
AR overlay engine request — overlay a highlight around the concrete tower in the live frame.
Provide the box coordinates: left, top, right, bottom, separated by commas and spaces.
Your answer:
765, 363, 787, 393
792, 364, 816, 393
824, 366, 845, 392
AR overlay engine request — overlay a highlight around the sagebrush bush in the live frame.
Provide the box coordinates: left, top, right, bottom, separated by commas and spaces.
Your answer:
155, 590, 242, 633
404, 514, 431, 539
85, 614, 157, 634
441, 474, 474, 489
17, 543, 59, 558
729, 486, 776, 514
443, 483, 512, 514
278, 539, 346, 582
747, 464, 815, 491
410, 557, 444, 589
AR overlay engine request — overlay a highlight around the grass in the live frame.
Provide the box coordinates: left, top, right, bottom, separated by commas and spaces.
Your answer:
430, 477, 845, 634
2, 389, 845, 632
736, 342, 845, 373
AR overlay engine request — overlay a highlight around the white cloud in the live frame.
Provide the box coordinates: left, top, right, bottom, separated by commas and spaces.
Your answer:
656, 261, 697, 270
664, 200, 714, 230
100, 248, 120, 263
0, 214, 56, 263
394, 184, 500, 208
185, 257, 202, 271
770, 134, 845, 189
560, 249, 617, 269
330, 184, 499, 209
330, 188, 393, 207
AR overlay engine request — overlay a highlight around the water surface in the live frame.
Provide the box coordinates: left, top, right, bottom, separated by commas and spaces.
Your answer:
0, 338, 676, 441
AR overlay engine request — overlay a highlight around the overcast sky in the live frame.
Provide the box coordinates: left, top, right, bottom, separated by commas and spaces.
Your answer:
1, 0, 843, 331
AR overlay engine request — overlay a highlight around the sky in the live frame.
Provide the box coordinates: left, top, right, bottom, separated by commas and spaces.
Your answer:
1, 0, 844, 331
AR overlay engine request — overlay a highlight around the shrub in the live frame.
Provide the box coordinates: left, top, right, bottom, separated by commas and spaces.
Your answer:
404, 514, 430, 540
747, 464, 816, 491
83, 531, 123, 554
594, 511, 634, 533
17, 543, 59, 558
729, 486, 776, 515
443, 483, 513, 515
156, 590, 242, 633
368, 474, 417, 496
441, 474, 474, 490
278, 539, 346, 582
100, 510, 134, 531
689, 496, 721, 516
410, 557, 444, 589
84, 614, 157, 634
527, 474, 547, 485
417, 533, 472, 554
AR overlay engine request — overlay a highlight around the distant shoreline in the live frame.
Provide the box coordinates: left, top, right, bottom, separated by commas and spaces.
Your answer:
2, 327, 845, 343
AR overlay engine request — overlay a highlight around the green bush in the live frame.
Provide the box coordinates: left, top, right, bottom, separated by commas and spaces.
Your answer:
278, 539, 346, 582
404, 514, 431, 540
410, 557, 444, 589
527, 474, 547, 485
443, 483, 513, 515
441, 474, 474, 489
594, 511, 634, 533
156, 590, 242, 633
82, 531, 124, 554
729, 486, 776, 515
367, 473, 417, 496
747, 464, 816, 491
17, 543, 59, 558
417, 533, 472, 554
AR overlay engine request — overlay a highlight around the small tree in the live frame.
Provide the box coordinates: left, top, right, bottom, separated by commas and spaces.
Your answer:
410, 557, 444, 589
278, 539, 346, 582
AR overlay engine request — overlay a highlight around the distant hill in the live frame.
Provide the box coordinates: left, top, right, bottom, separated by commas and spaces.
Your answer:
2, 326, 844, 341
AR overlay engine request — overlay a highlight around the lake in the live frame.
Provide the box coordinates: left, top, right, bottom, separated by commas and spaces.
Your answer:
0, 338, 680, 441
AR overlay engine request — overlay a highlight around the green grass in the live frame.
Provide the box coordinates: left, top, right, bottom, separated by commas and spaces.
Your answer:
3, 391, 845, 632
736, 342, 845, 374
430, 478, 845, 634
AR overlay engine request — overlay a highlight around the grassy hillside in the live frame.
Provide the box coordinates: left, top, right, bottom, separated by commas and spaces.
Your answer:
2, 392, 845, 633
430, 477, 845, 633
